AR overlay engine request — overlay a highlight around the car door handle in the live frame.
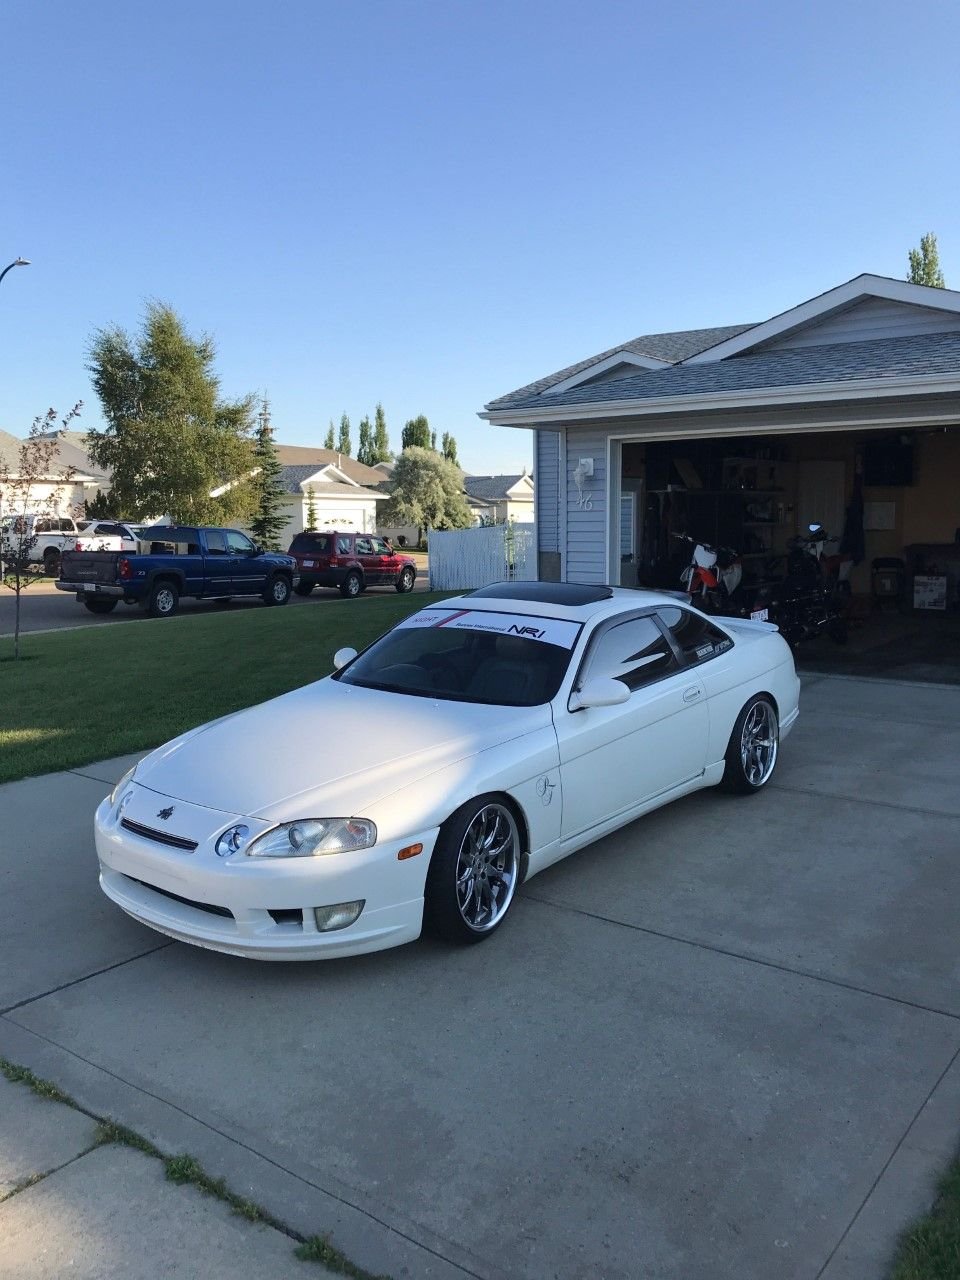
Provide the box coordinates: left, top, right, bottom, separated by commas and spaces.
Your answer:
682, 686, 702, 702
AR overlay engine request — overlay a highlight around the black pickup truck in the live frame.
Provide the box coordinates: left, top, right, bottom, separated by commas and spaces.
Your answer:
57, 525, 298, 617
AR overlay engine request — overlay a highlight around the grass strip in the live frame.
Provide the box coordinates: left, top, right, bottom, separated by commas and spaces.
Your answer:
0, 1056, 388, 1277
889, 1157, 960, 1279
0, 592, 451, 782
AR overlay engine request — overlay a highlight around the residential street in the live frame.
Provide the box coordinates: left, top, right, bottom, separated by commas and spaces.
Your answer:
2, 674, 959, 1279
0, 570, 429, 637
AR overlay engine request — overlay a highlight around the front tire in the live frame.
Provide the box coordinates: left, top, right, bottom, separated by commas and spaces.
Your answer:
396, 566, 416, 593
264, 575, 291, 606
84, 598, 118, 614
146, 581, 179, 618
339, 571, 362, 599
424, 797, 521, 945
721, 696, 779, 794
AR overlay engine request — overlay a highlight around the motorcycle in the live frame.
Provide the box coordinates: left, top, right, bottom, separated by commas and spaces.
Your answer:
672, 533, 751, 616
748, 523, 851, 649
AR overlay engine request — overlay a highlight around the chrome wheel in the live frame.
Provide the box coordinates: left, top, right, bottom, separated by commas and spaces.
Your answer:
454, 803, 519, 933
739, 700, 778, 787
155, 587, 175, 614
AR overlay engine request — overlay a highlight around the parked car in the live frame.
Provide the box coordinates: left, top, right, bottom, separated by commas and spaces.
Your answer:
93, 581, 800, 961
74, 520, 147, 553
57, 525, 298, 616
1, 513, 83, 575
289, 531, 417, 597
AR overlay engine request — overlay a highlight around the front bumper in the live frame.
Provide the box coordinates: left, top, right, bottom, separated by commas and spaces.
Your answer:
95, 792, 435, 961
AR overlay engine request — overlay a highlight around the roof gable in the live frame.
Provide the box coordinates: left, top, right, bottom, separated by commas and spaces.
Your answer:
684, 275, 960, 364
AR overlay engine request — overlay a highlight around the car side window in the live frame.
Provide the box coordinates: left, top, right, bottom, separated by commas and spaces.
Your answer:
205, 530, 228, 555
583, 616, 677, 691
35, 518, 52, 533
355, 537, 373, 554
337, 536, 352, 555
59, 518, 75, 532
224, 530, 255, 554
657, 607, 734, 665
371, 538, 390, 554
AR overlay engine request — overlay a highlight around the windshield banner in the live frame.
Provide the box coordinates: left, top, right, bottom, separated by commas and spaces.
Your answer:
398, 608, 582, 649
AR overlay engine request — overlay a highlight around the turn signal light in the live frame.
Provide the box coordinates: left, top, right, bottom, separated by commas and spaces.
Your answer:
397, 843, 423, 861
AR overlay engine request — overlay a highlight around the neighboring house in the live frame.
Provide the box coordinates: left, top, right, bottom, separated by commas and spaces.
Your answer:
462, 472, 535, 525
0, 429, 108, 520
481, 274, 960, 600
273, 463, 387, 548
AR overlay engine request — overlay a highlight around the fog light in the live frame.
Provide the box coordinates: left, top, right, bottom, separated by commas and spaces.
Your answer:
314, 900, 365, 932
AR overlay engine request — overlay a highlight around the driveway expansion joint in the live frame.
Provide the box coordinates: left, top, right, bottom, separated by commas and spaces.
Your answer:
0, 942, 174, 1017
768, 779, 960, 820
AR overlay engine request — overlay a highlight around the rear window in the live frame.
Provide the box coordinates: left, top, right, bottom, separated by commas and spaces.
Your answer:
290, 533, 332, 554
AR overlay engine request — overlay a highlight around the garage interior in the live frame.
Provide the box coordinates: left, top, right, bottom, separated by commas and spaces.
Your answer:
617, 424, 960, 681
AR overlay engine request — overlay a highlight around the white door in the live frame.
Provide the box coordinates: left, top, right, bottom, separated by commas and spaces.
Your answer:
554, 613, 708, 844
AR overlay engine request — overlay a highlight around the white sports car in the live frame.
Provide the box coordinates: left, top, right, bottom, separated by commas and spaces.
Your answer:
95, 583, 800, 961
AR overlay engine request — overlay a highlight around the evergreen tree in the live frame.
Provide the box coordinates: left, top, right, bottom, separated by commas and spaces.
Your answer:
323, 420, 335, 450
442, 432, 459, 465
249, 400, 288, 550
907, 232, 946, 287
401, 414, 431, 450
357, 415, 374, 465
86, 303, 256, 523
305, 488, 319, 530
372, 403, 392, 463
337, 412, 352, 457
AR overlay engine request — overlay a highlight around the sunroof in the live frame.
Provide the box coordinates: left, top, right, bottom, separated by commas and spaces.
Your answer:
468, 582, 614, 606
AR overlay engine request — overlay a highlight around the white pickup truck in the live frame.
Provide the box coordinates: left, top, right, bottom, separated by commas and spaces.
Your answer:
73, 521, 146, 553
0, 513, 84, 576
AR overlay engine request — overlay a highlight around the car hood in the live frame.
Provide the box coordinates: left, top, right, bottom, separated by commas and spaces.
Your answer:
133, 678, 551, 820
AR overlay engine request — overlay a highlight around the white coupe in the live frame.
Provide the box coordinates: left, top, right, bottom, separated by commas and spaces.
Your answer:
95, 583, 800, 960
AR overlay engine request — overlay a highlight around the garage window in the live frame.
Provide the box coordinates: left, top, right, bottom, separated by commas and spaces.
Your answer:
657, 606, 733, 666
584, 616, 677, 691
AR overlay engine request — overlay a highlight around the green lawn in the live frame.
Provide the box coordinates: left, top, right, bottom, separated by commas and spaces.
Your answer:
889, 1157, 960, 1280
0, 593, 451, 783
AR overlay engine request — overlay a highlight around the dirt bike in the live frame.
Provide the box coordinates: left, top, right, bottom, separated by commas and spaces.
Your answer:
672, 533, 751, 616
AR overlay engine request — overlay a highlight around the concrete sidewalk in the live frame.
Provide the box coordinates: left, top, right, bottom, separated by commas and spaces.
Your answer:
2, 674, 960, 1278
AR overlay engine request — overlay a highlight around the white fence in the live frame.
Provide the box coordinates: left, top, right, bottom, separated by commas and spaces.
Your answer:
428, 524, 535, 591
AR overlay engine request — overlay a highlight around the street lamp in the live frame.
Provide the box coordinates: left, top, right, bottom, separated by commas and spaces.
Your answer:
0, 257, 31, 287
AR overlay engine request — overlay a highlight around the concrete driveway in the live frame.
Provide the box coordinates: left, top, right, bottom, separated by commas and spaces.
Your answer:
2, 674, 959, 1279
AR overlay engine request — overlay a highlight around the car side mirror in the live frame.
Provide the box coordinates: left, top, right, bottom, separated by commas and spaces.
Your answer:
333, 646, 358, 671
248, 545, 262, 556
569, 676, 630, 711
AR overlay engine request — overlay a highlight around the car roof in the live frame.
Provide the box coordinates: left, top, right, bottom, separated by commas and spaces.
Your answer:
442, 582, 690, 622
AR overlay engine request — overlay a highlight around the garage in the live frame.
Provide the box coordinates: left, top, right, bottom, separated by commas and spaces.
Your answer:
481, 273, 960, 678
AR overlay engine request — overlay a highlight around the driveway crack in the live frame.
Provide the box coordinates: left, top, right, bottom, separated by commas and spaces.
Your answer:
0, 942, 173, 1017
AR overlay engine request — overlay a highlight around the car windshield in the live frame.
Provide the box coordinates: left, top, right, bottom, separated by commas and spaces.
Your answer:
335, 606, 581, 706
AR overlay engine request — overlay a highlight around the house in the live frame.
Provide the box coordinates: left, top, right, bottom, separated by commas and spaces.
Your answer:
272, 461, 387, 547
0, 429, 109, 519
462, 472, 535, 525
481, 274, 960, 604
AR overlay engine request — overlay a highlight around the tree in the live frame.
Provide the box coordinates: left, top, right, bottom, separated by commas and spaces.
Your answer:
86, 303, 256, 524
356, 415, 374, 466
372, 403, 392, 464
401, 414, 431, 450
324, 421, 335, 450
248, 400, 288, 550
430, 430, 437, 451
441, 432, 459, 465
907, 233, 945, 287
380, 446, 471, 544
305, 488, 319, 530
337, 413, 352, 457
1, 404, 82, 659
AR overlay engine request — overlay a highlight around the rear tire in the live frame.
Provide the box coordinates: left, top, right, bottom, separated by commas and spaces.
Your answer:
84, 598, 118, 615
264, 575, 291, 606
721, 696, 779, 794
294, 580, 314, 597
396, 566, 416, 593
340, 571, 362, 599
146, 581, 179, 618
43, 549, 61, 577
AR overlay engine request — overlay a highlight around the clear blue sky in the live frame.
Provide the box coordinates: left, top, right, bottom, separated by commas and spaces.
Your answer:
3, 0, 958, 473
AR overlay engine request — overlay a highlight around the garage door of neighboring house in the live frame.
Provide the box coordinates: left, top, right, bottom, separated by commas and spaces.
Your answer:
797, 460, 846, 539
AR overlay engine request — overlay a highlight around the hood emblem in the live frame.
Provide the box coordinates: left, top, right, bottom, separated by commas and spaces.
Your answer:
156, 806, 175, 821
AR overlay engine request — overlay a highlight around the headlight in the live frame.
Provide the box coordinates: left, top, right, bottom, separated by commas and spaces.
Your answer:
109, 766, 137, 808
245, 818, 377, 858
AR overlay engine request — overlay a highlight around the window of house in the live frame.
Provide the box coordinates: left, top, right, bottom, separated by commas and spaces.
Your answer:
657, 606, 734, 665
582, 615, 677, 691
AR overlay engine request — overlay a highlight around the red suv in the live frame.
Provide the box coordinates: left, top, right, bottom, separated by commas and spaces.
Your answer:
288, 531, 417, 598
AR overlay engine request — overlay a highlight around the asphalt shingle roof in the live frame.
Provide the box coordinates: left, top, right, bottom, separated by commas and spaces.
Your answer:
278, 464, 383, 497
486, 325, 756, 408
463, 474, 530, 502
490, 331, 960, 412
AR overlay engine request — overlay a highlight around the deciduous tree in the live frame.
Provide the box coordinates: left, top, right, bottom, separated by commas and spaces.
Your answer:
401, 414, 431, 450
337, 413, 352, 457
380, 446, 471, 544
907, 232, 946, 287
356, 415, 374, 466
324, 421, 335, 450
86, 303, 256, 523
372, 403, 392, 464
442, 432, 459, 465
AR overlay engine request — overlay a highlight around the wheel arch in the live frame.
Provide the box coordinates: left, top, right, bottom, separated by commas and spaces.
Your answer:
430, 788, 532, 883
